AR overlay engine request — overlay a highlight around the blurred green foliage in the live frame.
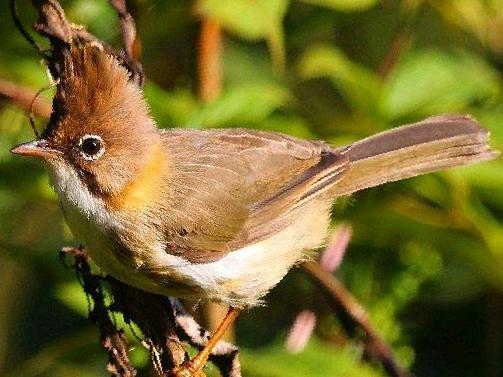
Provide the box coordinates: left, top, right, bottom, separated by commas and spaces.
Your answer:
0, 1, 502, 376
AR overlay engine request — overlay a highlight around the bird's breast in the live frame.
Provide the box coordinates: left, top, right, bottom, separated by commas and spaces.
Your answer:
104, 142, 167, 212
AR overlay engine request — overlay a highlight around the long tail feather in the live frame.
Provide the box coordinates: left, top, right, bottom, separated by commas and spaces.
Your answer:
330, 114, 499, 197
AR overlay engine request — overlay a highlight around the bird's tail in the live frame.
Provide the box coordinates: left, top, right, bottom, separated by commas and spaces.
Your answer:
331, 114, 499, 197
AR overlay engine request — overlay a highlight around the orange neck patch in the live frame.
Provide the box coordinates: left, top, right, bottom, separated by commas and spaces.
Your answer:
105, 142, 166, 212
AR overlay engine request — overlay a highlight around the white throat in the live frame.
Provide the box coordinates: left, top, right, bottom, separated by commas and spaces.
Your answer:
46, 160, 111, 224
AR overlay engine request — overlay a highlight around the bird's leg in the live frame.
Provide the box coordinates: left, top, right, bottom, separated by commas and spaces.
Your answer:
170, 307, 240, 377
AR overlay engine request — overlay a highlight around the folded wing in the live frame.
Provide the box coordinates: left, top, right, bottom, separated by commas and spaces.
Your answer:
160, 128, 348, 261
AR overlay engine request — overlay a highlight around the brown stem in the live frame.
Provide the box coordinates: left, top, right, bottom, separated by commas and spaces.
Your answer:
108, 0, 144, 86
377, 31, 411, 78
198, 18, 222, 103
302, 261, 409, 377
0, 78, 52, 118
377, 4, 424, 78
31, 0, 142, 86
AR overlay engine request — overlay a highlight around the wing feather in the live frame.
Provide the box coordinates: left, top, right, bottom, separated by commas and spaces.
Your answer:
159, 128, 347, 261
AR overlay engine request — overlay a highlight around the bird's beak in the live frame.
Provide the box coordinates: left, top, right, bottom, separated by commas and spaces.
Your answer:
11, 139, 60, 159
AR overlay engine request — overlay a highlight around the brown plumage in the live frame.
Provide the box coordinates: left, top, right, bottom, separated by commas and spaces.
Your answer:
12, 46, 500, 308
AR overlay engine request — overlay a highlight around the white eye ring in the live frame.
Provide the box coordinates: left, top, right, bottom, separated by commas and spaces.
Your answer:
78, 134, 105, 161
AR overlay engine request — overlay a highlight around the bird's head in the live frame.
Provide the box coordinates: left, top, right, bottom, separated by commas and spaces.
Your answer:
11, 46, 162, 204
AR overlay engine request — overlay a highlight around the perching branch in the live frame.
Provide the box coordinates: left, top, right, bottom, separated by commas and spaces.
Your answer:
61, 246, 241, 377
60, 247, 138, 377
108, 279, 187, 374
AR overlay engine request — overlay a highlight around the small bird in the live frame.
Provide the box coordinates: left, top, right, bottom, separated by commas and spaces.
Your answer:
11, 46, 499, 375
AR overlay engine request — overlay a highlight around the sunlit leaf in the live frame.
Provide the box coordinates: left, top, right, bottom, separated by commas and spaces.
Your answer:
197, 0, 288, 72
67, 0, 117, 40
297, 0, 380, 12
145, 84, 199, 127
298, 45, 383, 114
197, 0, 289, 40
429, 0, 503, 53
55, 281, 89, 316
187, 83, 291, 127
383, 49, 501, 119
241, 339, 385, 377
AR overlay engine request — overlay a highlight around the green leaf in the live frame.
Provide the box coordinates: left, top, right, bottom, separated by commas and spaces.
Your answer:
144, 84, 199, 127
298, 45, 382, 114
383, 49, 502, 119
197, 0, 289, 41
297, 0, 380, 12
187, 83, 291, 127
258, 114, 315, 138
67, 0, 117, 39
223, 40, 276, 86
241, 339, 385, 377
198, 0, 288, 72
54, 281, 89, 316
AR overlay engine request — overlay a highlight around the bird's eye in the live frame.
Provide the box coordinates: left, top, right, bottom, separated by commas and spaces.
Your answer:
78, 134, 105, 161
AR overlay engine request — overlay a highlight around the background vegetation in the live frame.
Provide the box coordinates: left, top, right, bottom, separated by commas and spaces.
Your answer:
0, 0, 502, 376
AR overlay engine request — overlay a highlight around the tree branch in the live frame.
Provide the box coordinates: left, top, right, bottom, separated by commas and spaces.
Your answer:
0, 78, 52, 118
108, 0, 144, 86
60, 247, 137, 377
30, 0, 142, 86
302, 261, 409, 377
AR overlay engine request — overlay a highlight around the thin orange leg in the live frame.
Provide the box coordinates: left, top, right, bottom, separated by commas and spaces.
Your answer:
170, 307, 241, 377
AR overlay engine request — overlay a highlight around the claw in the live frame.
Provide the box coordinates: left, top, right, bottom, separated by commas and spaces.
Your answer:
169, 362, 206, 377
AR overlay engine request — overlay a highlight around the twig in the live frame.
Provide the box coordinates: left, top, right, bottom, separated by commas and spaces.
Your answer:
0, 78, 52, 118
10, 0, 47, 57
302, 261, 409, 377
60, 247, 137, 377
31, 0, 142, 86
60, 245, 241, 377
377, 3, 424, 78
377, 31, 411, 79
108, 0, 144, 86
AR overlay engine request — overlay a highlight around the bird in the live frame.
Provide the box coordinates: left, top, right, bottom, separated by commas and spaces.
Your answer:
11, 46, 499, 376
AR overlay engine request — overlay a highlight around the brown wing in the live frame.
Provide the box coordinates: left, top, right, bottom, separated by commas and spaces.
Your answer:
159, 128, 349, 262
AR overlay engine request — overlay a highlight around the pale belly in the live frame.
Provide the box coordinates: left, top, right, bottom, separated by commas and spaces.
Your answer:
61, 196, 330, 308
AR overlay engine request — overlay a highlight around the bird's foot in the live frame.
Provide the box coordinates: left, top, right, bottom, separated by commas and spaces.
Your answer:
169, 361, 206, 377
